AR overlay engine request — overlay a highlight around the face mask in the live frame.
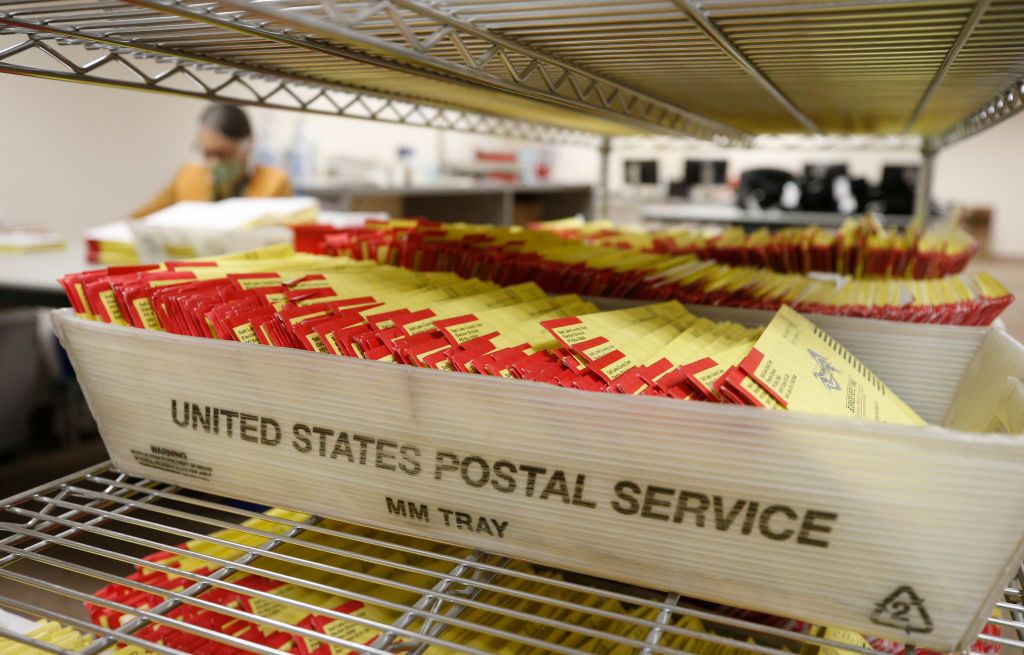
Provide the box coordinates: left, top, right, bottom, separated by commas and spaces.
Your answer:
210, 160, 246, 200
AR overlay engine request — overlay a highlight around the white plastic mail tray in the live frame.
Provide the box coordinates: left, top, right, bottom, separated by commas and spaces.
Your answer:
52, 308, 1024, 652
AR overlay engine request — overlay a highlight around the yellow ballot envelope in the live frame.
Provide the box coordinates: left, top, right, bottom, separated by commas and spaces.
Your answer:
725, 305, 924, 425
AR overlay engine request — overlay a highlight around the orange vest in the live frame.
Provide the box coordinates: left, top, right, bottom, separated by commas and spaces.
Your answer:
132, 163, 293, 217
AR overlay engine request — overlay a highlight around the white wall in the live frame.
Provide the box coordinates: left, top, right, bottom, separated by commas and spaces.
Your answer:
933, 113, 1024, 259
251, 109, 599, 187
0, 75, 197, 234
0, 73, 599, 235
1, 71, 1021, 255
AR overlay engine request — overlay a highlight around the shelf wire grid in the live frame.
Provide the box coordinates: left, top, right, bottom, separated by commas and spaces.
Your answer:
201, 0, 1023, 139
0, 462, 1022, 655
0, 3, 601, 146
0, 0, 688, 142
3, 0, 1022, 145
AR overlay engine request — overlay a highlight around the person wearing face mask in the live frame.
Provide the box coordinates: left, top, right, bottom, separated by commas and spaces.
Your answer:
131, 103, 292, 217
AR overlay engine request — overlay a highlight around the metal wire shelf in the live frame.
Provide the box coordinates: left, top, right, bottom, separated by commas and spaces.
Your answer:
2, 1, 1023, 147
0, 17, 601, 146
0, 461, 1022, 655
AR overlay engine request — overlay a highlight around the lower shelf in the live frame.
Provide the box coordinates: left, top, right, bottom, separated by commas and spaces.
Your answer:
0, 461, 1020, 655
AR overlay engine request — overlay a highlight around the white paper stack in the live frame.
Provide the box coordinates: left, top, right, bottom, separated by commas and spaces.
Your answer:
141, 197, 319, 230
83, 221, 138, 264
317, 210, 390, 228
0, 228, 64, 253
131, 197, 319, 261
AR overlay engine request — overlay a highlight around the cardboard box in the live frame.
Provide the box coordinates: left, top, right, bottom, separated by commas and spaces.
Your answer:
52, 307, 1024, 651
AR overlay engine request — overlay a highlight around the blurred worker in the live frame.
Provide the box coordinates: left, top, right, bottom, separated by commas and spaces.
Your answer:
132, 103, 291, 217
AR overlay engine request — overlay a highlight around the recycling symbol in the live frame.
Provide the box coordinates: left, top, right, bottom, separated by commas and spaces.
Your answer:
870, 586, 934, 634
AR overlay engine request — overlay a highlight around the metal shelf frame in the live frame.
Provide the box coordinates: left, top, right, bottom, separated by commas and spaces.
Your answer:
2, 0, 1022, 148
1, 462, 1022, 655
199, 0, 749, 141
938, 75, 1024, 147
0, 18, 601, 146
